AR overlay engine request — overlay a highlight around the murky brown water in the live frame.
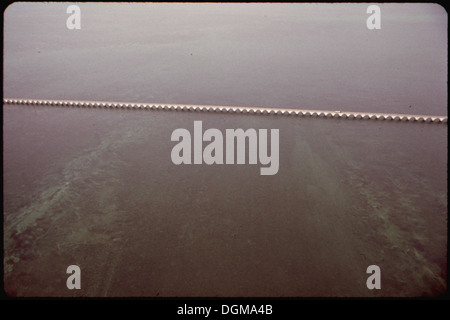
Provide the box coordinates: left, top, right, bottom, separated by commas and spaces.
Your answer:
3, 104, 447, 297
3, 3, 447, 297
3, 3, 447, 115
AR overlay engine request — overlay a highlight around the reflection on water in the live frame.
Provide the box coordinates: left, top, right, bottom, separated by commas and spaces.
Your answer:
3, 104, 447, 297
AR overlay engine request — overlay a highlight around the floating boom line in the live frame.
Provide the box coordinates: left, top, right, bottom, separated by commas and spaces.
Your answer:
3, 98, 447, 124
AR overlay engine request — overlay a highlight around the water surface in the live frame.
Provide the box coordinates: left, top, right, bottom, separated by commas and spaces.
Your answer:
2, 3, 447, 297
